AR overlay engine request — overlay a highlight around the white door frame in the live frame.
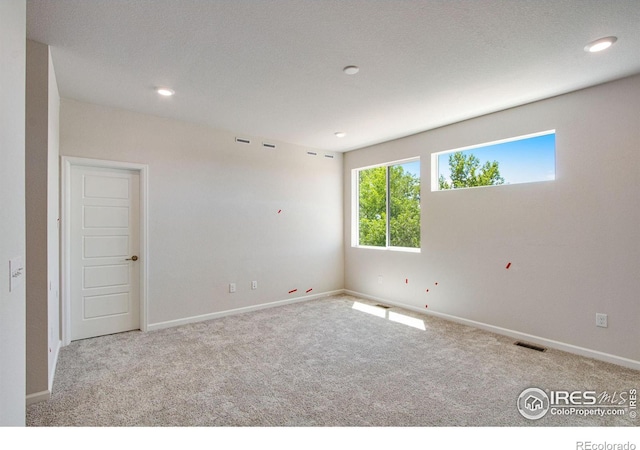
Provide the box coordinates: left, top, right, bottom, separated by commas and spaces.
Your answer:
61, 156, 149, 346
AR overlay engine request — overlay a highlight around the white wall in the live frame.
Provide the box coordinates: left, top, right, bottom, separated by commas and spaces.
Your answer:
47, 48, 61, 390
60, 99, 344, 328
0, 0, 26, 426
344, 75, 640, 368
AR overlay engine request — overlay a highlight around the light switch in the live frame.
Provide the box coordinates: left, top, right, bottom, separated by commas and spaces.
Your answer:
9, 256, 24, 292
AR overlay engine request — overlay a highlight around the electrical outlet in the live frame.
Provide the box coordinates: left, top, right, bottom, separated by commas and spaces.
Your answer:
229, 283, 236, 293
596, 313, 608, 328
251, 281, 257, 290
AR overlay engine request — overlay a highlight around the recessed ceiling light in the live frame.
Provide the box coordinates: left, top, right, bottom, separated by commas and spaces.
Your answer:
335, 131, 346, 138
343, 65, 359, 75
584, 36, 617, 53
156, 87, 175, 96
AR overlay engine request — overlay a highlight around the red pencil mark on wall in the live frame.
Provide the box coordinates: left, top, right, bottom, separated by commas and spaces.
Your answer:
425, 289, 429, 293
277, 209, 282, 214
306, 288, 313, 293
435, 282, 438, 286
506, 262, 511, 269
288, 289, 297, 294
405, 278, 408, 284
425, 305, 428, 309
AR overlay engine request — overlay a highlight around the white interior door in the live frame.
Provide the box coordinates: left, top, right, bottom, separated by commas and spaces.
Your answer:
70, 165, 140, 341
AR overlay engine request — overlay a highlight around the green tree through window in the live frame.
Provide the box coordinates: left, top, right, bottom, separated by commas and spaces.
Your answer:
435, 131, 555, 190
438, 152, 504, 190
358, 160, 420, 249
358, 166, 386, 247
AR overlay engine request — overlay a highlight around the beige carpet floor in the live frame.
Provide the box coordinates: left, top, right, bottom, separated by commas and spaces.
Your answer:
27, 294, 638, 426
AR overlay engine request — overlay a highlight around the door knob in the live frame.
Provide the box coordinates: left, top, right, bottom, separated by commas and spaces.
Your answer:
126, 255, 138, 261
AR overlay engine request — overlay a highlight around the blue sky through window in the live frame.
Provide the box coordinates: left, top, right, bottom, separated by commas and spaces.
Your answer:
398, 160, 420, 178
437, 132, 556, 188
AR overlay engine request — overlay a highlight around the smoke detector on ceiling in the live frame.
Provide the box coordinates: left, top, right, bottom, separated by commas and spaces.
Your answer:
343, 65, 359, 75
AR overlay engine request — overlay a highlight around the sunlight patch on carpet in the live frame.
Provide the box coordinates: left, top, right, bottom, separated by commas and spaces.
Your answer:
352, 301, 425, 330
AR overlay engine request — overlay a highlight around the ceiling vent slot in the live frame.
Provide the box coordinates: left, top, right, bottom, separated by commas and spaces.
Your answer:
263, 142, 276, 149
374, 304, 391, 309
235, 137, 251, 144
307, 151, 318, 156
515, 341, 547, 352
324, 154, 334, 159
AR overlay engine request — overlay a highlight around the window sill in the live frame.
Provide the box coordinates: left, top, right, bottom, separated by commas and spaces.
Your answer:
353, 245, 421, 254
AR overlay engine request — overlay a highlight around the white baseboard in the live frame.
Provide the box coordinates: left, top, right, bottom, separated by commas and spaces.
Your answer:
26, 390, 50, 406
344, 290, 640, 371
148, 289, 345, 331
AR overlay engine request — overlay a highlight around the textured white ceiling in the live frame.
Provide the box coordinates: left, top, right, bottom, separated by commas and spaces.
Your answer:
26, 0, 640, 152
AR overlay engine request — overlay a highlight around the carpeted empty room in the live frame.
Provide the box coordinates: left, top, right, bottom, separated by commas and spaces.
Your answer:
26, 295, 638, 427
6, 4, 640, 446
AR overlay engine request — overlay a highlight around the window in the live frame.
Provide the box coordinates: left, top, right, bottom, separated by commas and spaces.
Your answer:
354, 158, 420, 250
433, 131, 556, 191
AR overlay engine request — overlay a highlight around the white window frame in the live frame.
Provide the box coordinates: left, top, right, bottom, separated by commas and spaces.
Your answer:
431, 130, 556, 192
351, 157, 421, 252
